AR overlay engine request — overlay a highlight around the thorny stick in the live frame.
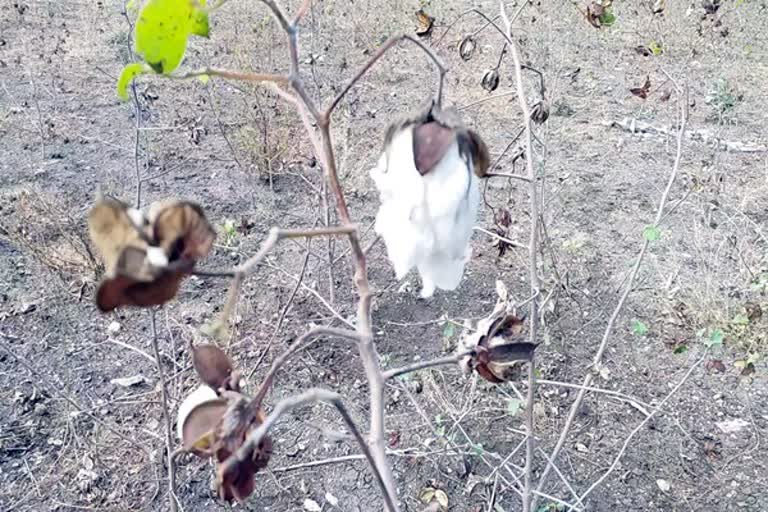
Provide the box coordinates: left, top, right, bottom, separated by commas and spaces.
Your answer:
533, 84, 690, 506
220, 388, 398, 512
500, 3, 539, 511
148, 311, 178, 512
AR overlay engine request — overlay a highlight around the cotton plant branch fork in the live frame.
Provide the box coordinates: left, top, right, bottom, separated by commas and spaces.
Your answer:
532, 81, 691, 509
178, 0, 451, 509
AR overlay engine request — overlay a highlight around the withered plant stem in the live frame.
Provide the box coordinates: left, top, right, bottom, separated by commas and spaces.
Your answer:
532, 83, 690, 508
499, 3, 539, 511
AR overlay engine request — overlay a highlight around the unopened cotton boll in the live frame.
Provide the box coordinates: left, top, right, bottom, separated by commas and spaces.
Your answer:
370, 100, 489, 298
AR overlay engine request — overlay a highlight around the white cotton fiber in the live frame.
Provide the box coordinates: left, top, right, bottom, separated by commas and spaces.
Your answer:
370, 127, 479, 297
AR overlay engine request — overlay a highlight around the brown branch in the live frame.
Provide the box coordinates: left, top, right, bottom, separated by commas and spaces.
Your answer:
172, 67, 288, 84
532, 83, 690, 507
220, 388, 397, 512
499, 4, 539, 512
326, 34, 447, 117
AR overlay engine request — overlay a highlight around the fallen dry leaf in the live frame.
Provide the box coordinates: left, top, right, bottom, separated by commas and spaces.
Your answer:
630, 75, 651, 99
705, 359, 726, 373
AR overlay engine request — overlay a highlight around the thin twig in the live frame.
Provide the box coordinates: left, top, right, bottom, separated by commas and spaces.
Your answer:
263, 260, 355, 328
148, 311, 178, 512
220, 388, 397, 512
171, 68, 288, 84
579, 353, 706, 501
107, 337, 157, 364
268, 237, 312, 344
473, 226, 527, 249
382, 350, 474, 381
217, 225, 357, 331
499, 4, 539, 510
122, 0, 143, 207
533, 83, 690, 507
326, 34, 447, 116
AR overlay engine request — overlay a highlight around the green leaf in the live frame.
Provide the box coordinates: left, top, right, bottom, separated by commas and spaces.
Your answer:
191, 1, 210, 38
632, 320, 649, 337
643, 225, 661, 242
506, 398, 522, 416
117, 62, 149, 101
649, 41, 664, 56
472, 443, 484, 456
673, 345, 688, 354
732, 313, 750, 326
442, 322, 456, 339
598, 9, 616, 26
135, 0, 196, 75
705, 329, 724, 348
197, 74, 210, 84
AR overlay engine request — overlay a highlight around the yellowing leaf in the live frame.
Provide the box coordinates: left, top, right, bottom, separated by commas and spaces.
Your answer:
117, 62, 149, 101
135, 0, 195, 74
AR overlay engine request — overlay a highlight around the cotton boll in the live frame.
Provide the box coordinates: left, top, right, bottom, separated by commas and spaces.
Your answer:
176, 384, 218, 440
371, 101, 487, 297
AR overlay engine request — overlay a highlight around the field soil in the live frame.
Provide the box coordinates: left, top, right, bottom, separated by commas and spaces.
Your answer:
1, 1, 767, 511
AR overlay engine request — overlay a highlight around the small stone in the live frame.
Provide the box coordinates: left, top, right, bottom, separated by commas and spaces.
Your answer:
107, 321, 121, 334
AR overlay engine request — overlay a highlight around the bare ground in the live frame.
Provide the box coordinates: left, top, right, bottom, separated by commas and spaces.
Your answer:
1, 1, 767, 511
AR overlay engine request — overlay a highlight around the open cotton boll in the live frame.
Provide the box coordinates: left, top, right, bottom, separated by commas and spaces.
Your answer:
176, 384, 218, 440
370, 118, 480, 298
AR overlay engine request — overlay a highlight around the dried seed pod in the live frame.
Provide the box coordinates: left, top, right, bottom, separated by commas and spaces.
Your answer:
215, 399, 273, 503
95, 246, 191, 312
481, 69, 500, 92
89, 198, 216, 312
458, 301, 537, 383
177, 387, 227, 455
88, 197, 150, 273
458, 35, 477, 61
530, 99, 550, 124
148, 199, 216, 261
190, 341, 237, 392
